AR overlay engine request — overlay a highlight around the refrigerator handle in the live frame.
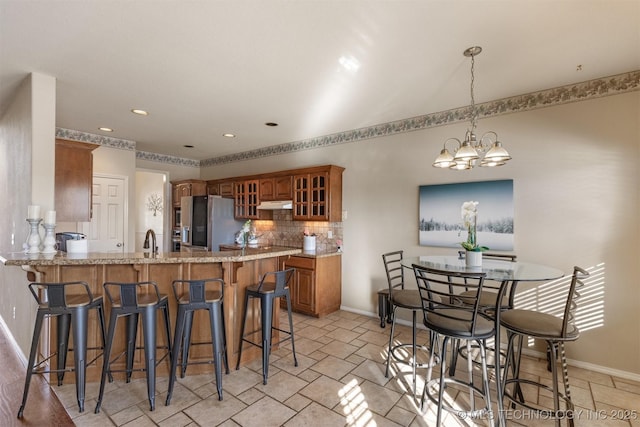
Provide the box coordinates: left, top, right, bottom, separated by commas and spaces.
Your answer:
182, 226, 189, 244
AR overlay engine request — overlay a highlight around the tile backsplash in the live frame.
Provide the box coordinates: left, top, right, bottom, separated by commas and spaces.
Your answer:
252, 210, 343, 252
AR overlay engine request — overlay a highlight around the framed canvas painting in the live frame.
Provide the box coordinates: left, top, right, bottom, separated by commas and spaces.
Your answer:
419, 180, 514, 250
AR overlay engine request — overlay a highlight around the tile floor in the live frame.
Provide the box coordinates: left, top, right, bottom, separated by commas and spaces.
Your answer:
52, 309, 640, 426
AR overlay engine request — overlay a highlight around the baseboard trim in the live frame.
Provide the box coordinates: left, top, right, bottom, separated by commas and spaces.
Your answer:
340, 305, 640, 382
0, 314, 28, 366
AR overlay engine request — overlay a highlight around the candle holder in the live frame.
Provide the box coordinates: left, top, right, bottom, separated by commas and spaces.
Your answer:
41, 223, 57, 254
26, 218, 42, 254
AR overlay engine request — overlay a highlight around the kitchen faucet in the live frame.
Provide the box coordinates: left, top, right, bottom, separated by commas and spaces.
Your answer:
143, 229, 158, 254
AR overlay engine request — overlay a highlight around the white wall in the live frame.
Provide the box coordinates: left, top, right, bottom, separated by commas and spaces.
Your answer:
201, 92, 640, 376
135, 171, 166, 252
0, 73, 56, 354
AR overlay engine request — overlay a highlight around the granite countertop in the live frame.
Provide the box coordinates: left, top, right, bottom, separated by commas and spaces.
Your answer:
218, 244, 341, 259
0, 246, 302, 266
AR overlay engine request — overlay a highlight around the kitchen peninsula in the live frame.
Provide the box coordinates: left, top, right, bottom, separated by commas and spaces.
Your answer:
1, 246, 302, 382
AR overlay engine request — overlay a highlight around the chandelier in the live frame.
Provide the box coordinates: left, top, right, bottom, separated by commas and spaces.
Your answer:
433, 46, 511, 170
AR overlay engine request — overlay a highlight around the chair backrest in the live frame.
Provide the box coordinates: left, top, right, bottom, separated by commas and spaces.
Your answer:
561, 266, 589, 337
257, 268, 295, 294
413, 263, 489, 336
28, 281, 94, 308
171, 278, 224, 303
103, 281, 161, 308
382, 250, 404, 293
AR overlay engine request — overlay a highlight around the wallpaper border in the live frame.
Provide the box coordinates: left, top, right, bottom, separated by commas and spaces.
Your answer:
57, 70, 640, 168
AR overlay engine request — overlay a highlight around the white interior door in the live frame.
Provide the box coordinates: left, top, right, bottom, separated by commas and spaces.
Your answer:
80, 175, 126, 252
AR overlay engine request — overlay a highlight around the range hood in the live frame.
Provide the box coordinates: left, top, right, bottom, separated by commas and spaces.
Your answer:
257, 200, 293, 210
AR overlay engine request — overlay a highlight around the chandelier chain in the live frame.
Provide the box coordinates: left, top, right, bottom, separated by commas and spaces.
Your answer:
470, 53, 477, 131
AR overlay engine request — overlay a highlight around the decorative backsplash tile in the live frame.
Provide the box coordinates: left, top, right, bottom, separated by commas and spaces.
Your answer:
252, 210, 343, 252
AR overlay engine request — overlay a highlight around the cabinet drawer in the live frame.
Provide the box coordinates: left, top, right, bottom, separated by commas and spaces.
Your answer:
285, 256, 315, 270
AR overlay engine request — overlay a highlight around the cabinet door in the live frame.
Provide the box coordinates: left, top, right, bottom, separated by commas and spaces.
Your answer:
292, 268, 315, 315
55, 139, 96, 222
234, 180, 260, 219
274, 176, 293, 200
259, 178, 276, 201
292, 175, 309, 220
293, 172, 330, 221
219, 181, 234, 198
309, 172, 329, 220
176, 183, 192, 199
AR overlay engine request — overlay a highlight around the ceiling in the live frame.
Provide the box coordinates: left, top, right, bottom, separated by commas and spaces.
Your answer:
1, 1, 639, 161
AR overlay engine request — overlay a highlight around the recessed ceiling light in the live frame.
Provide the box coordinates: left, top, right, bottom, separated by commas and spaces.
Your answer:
223, 133, 235, 138
98, 127, 113, 132
183, 144, 194, 148
265, 122, 279, 127
131, 109, 149, 116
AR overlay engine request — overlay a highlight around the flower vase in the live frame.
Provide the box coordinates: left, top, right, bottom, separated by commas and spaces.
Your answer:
466, 251, 482, 268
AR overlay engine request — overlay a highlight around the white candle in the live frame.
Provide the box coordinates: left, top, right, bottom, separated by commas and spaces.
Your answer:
45, 210, 56, 224
27, 205, 40, 220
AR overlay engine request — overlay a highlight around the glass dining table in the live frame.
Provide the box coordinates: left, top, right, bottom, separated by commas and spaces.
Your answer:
401, 255, 564, 283
400, 254, 565, 426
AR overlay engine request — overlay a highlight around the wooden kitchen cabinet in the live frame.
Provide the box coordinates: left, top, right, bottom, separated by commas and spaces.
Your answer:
55, 139, 98, 222
206, 164, 344, 222
234, 179, 260, 219
293, 165, 344, 222
259, 176, 293, 201
283, 254, 342, 317
207, 179, 234, 198
172, 180, 206, 206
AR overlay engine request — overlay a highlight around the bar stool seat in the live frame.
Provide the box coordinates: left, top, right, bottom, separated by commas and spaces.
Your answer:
236, 268, 297, 385
95, 281, 172, 413
166, 278, 229, 405
18, 281, 106, 418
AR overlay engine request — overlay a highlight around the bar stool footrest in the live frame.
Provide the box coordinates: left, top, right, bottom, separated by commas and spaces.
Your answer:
389, 343, 433, 369
458, 344, 507, 370
424, 377, 492, 419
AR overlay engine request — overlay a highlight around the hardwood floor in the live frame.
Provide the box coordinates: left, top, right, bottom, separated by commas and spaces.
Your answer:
0, 320, 74, 427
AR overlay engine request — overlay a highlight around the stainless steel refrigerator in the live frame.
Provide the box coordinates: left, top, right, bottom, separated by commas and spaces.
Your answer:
181, 195, 242, 251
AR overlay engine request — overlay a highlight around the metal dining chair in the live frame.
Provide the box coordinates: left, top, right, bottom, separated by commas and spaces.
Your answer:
413, 263, 495, 425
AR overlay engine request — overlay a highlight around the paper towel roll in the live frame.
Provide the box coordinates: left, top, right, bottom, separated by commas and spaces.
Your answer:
66, 239, 88, 253
303, 235, 316, 251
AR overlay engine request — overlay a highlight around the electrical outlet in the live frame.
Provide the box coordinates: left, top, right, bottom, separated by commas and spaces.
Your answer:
12, 306, 16, 319
342, 210, 348, 221
328, 230, 333, 238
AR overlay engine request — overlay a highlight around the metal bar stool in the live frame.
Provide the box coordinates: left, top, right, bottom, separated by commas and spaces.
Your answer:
451, 251, 519, 375
498, 266, 588, 427
236, 268, 297, 385
166, 278, 229, 404
18, 281, 106, 418
383, 250, 431, 393
95, 281, 172, 413
413, 264, 495, 425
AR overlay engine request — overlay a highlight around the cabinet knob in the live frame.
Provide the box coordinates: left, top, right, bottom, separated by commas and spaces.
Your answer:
116, 242, 123, 248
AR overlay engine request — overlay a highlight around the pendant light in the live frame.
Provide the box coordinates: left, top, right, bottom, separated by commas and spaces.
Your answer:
433, 46, 511, 169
